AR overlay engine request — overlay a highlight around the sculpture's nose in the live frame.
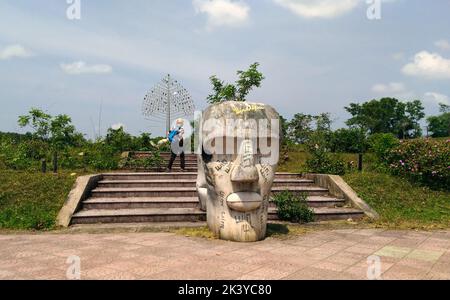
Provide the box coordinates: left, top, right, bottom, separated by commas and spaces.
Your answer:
231, 139, 259, 183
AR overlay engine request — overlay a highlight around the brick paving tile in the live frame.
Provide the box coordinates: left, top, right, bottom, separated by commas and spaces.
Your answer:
1, 229, 450, 280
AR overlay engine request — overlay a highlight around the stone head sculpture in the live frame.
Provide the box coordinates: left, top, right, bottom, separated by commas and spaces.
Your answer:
196, 101, 280, 242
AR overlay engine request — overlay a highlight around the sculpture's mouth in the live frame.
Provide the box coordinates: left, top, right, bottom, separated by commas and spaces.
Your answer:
226, 192, 263, 212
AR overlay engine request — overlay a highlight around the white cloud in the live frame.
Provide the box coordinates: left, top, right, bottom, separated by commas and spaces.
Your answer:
193, 0, 250, 30
272, 0, 359, 18
435, 39, 450, 51
371, 82, 416, 100
111, 123, 125, 130
424, 92, 449, 105
0, 44, 33, 60
60, 61, 112, 75
372, 82, 406, 94
402, 51, 450, 79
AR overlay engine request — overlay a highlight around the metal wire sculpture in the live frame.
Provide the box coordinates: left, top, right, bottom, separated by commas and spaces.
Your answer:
142, 74, 195, 135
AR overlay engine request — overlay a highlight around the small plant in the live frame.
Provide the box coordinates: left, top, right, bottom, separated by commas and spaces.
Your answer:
272, 191, 315, 223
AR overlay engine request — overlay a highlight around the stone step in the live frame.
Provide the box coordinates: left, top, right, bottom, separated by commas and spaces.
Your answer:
269, 207, 365, 221
71, 208, 206, 225
161, 158, 198, 162
161, 161, 198, 165
135, 168, 199, 172
71, 206, 363, 225
272, 196, 346, 208
82, 196, 344, 210
90, 186, 330, 198
96, 179, 315, 188
133, 152, 197, 159
102, 172, 199, 180
83, 197, 201, 209
101, 172, 304, 181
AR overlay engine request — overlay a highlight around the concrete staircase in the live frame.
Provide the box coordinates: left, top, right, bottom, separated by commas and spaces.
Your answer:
71, 153, 365, 225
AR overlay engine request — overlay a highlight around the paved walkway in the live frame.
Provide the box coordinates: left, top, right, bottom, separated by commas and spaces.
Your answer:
1, 229, 450, 280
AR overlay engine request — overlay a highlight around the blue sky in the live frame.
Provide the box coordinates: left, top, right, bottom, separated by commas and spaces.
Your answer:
1, 0, 449, 138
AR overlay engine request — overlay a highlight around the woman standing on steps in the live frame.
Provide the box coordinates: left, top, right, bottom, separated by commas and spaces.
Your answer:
166, 118, 186, 172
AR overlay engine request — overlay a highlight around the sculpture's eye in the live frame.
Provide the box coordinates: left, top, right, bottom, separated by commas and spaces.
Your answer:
202, 146, 213, 163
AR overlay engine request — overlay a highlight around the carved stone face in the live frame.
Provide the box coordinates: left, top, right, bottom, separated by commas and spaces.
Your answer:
196, 102, 280, 242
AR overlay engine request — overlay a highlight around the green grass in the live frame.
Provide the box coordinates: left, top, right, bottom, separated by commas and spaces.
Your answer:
173, 226, 216, 239
0, 170, 77, 230
280, 150, 450, 229
344, 171, 450, 229
278, 151, 364, 173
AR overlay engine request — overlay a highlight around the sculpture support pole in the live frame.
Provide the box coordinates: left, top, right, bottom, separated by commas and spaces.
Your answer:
166, 74, 171, 135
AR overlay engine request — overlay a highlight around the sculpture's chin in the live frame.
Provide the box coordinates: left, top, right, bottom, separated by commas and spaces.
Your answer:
226, 192, 263, 212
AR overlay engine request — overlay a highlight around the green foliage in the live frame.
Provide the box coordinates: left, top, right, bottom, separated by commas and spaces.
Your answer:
272, 190, 315, 223
368, 133, 400, 161
18, 108, 79, 151
329, 128, 367, 153
287, 113, 314, 144
427, 105, 450, 138
306, 152, 346, 175
0, 131, 32, 143
286, 113, 332, 144
125, 150, 165, 171
105, 126, 134, 153
385, 139, 450, 190
0, 137, 49, 170
345, 98, 425, 138
0, 170, 76, 230
3, 108, 164, 172
305, 132, 346, 175
207, 62, 265, 103
344, 171, 450, 227
279, 115, 290, 145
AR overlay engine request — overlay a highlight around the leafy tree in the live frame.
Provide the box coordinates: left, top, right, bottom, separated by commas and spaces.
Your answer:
287, 113, 313, 144
330, 128, 367, 153
405, 100, 426, 138
18, 108, 79, 151
427, 103, 450, 138
286, 113, 332, 145
315, 113, 332, 133
206, 62, 265, 103
345, 98, 425, 139
279, 115, 290, 144
439, 103, 450, 113
104, 126, 134, 153
18, 108, 80, 171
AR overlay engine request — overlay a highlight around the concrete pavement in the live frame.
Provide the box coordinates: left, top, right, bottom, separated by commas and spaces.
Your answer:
1, 228, 450, 280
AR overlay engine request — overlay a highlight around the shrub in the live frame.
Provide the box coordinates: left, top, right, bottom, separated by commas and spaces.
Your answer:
306, 153, 346, 175
305, 133, 346, 175
385, 139, 450, 190
330, 128, 367, 153
272, 191, 315, 223
368, 133, 400, 160
123, 150, 165, 171
86, 143, 120, 170
0, 138, 36, 170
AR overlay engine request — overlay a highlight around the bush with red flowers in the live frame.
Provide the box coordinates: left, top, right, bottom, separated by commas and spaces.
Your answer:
385, 139, 450, 190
